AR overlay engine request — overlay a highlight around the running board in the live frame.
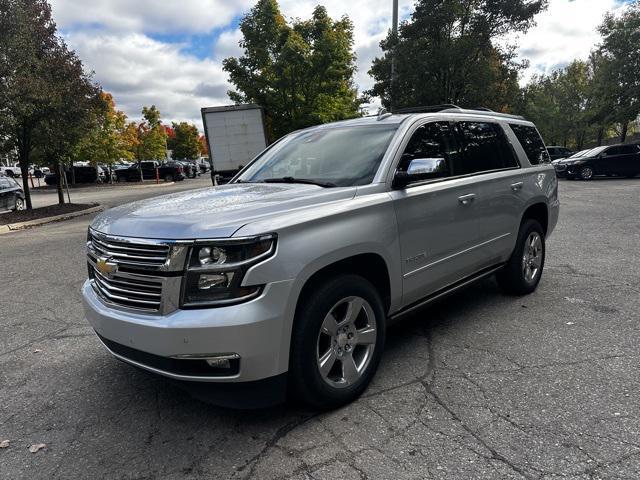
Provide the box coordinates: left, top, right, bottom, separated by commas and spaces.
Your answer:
389, 264, 504, 323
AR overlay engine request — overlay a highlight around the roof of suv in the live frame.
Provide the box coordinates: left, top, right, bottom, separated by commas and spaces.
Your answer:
309, 107, 533, 130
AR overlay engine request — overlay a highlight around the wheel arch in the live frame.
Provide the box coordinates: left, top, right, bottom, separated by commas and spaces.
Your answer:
521, 202, 549, 235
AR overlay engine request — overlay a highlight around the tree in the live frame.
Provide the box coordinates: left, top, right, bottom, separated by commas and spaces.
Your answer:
368, 0, 547, 111
597, 1, 640, 142
135, 105, 167, 161
0, 0, 100, 209
72, 92, 133, 186
223, 0, 362, 140
167, 122, 200, 160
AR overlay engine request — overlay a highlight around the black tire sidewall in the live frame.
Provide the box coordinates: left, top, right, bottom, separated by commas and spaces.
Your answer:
290, 274, 386, 409
497, 219, 545, 295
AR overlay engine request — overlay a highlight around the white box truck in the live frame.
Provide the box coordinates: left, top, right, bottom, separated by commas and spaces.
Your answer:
201, 104, 269, 181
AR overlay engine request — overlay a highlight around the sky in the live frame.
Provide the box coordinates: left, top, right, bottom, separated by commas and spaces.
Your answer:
48, 0, 630, 129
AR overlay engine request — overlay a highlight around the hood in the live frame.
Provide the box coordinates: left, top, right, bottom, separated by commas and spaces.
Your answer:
91, 182, 356, 239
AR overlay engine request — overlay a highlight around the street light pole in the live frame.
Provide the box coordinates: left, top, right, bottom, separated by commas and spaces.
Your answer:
390, 0, 398, 112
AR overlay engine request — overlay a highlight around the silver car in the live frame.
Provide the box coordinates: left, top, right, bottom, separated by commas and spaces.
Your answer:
82, 107, 559, 409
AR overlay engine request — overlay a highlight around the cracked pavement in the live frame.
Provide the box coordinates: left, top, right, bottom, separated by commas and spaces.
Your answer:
1, 177, 639, 479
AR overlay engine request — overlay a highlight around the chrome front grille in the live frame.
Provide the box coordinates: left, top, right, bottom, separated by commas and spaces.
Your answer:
89, 231, 170, 269
90, 266, 163, 311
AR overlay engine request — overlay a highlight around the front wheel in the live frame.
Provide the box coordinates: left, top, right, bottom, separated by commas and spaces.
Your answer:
289, 274, 386, 409
579, 166, 594, 180
496, 219, 545, 296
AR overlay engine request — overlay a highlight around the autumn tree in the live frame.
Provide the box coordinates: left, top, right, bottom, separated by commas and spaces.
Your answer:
223, 0, 362, 140
368, 0, 547, 111
167, 122, 201, 160
135, 105, 167, 161
0, 0, 100, 209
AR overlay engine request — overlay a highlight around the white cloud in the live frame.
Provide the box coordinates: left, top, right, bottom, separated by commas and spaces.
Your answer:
514, 0, 623, 83
50, 0, 251, 34
66, 31, 230, 126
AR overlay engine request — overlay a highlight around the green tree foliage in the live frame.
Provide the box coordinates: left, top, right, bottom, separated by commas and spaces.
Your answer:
136, 105, 167, 161
223, 0, 362, 140
368, 0, 547, 111
0, 0, 100, 209
521, 2, 640, 147
597, 1, 640, 142
168, 122, 201, 160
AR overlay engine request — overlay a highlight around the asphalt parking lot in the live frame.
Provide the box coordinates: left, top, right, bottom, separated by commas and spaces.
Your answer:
1, 178, 639, 479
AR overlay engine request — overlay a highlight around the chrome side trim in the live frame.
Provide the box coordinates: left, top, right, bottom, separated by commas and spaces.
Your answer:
404, 233, 511, 278
391, 264, 504, 322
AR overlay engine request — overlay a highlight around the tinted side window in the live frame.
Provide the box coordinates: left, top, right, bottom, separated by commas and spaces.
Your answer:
399, 122, 460, 177
457, 122, 519, 174
605, 146, 621, 156
618, 145, 638, 155
509, 124, 550, 165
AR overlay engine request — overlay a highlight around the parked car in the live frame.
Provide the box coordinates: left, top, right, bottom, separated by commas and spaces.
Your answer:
0, 175, 25, 211
115, 161, 185, 182
553, 143, 640, 180
82, 106, 559, 409
169, 161, 198, 179
45, 166, 99, 185
0, 164, 22, 177
546, 146, 574, 161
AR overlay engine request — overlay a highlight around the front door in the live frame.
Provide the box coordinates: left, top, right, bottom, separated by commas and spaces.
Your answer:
390, 121, 482, 306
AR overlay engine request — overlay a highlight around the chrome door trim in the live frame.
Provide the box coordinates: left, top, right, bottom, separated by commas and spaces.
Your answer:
404, 232, 511, 278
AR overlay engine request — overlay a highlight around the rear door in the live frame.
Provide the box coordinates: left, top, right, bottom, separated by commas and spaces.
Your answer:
616, 145, 640, 176
452, 121, 528, 264
390, 121, 483, 305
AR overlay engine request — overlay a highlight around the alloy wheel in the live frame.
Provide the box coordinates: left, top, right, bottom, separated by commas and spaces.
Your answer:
316, 296, 377, 389
580, 167, 594, 180
15, 197, 25, 211
522, 232, 543, 283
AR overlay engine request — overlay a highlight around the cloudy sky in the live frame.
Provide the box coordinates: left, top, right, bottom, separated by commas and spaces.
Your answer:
49, 0, 629, 128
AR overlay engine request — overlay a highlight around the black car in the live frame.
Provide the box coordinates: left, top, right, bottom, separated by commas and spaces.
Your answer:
553, 143, 640, 180
44, 166, 99, 185
116, 161, 185, 182
0, 175, 25, 211
547, 145, 575, 161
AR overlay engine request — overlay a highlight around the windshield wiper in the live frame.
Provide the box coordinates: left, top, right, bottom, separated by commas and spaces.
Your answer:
262, 177, 336, 188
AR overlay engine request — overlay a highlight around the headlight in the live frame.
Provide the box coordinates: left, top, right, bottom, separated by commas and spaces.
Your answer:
181, 234, 276, 308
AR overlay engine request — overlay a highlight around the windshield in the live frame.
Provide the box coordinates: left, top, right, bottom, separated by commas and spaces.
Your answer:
236, 125, 398, 187
568, 149, 589, 158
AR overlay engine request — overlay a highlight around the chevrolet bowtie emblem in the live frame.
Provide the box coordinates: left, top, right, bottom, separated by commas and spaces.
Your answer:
96, 257, 117, 278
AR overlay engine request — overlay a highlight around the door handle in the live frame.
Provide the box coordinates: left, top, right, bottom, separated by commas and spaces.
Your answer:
510, 181, 524, 191
457, 193, 476, 205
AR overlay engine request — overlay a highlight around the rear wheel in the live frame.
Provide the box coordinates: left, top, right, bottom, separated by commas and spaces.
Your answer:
496, 219, 545, 296
289, 274, 386, 409
164, 174, 174, 182
579, 166, 594, 180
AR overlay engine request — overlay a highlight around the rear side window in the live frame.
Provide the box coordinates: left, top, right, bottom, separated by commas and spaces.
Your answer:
456, 122, 519, 174
509, 124, 550, 165
617, 145, 639, 155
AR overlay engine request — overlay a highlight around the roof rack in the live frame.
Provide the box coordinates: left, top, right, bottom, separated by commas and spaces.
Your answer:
393, 104, 461, 114
393, 104, 525, 120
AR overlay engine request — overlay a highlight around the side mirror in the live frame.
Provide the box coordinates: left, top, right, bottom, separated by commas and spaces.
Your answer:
394, 158, 448, 188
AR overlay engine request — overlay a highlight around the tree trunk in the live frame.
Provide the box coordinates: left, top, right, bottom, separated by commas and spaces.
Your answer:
620, 122, 628, 143
597, 127, 604, 146
56, 160, 65, 204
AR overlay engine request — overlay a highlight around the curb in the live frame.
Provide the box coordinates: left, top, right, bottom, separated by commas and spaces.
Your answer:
0, 205, 104, 234
31, 181, 177, 194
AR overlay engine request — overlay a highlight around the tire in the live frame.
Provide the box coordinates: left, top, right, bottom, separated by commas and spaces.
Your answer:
13, 197, 25, 211
289, 274, 386, 409
496, 219, 545, 296
164, 174, 174, 182
579, 166, 594, 180
6, 170, 14, 178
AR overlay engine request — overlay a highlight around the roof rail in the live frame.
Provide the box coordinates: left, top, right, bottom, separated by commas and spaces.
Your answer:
393, 104, 462, 114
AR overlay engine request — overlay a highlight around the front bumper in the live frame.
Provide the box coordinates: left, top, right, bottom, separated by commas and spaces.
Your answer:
82, 278, 295, 385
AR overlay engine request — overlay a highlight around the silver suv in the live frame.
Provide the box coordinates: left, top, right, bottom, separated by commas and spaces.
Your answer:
83, 106, 559, 409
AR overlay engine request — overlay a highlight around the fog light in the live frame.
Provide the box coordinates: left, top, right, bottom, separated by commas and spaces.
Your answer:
198, 272, 234, 290
206, 358, 231, 368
